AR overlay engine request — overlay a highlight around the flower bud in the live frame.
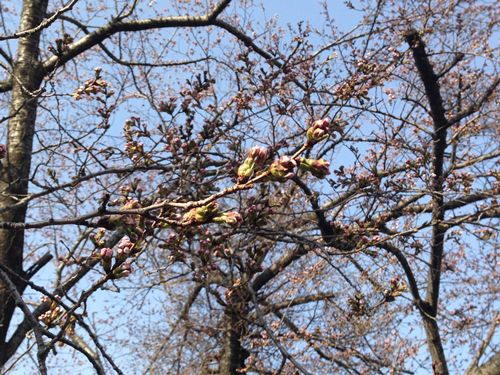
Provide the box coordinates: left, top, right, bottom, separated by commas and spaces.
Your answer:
213, 211, 243, 225
237, 157, 255, 182
306, 118, 330, 144
182, 202, 219, 224
269, 156, 297, 181
113, 261, 133, 278
297, 157, 330, 179
383, 277, 407, 302
247, 146, 269, 166
116, 236, 133, 261
100, 247, 113, 272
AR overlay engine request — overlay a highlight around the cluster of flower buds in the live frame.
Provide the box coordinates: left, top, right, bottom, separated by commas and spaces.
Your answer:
305, 117, 344, 146
182, 202, 219, 225
39, 295, 63, 326
113, 261, 133, 278
116, 236, 134, 261
96, 198, 142, 231
383, 277, 407, 302
72, 68, 112, 100
212, 211, 243, 225
39, 296, 76, 336
306, 118, 331, 145
348, 292, 367, 317
237, 146, 269, 182
98, 235, 135, 278
297, 157, 330, 179
182, 202, 242, 226
89, 227, 106, 247
0, 144, 6, 159
124, 140, 152, 164
158, 97, 177, 115
268, 156, 297, 181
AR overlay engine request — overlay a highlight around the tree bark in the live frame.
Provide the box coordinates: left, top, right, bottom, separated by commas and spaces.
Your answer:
405, 29, 450, 375
0, 0, 47, 364
466, 352, 500, 375
219, 311, 248, 375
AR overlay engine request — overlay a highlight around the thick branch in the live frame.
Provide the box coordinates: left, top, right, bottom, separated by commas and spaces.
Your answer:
406, 29, 449, 375
466, 352, 500, 375
0, 0, 233, 93
0, 0, 79, 41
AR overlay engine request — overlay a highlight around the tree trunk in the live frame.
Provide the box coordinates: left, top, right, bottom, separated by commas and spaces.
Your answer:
0, 0, 47, 364
422, 316, 449, 375
219, 311, 248, 375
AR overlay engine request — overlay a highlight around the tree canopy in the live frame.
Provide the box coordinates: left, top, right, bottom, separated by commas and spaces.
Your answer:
0, 0, 498, 374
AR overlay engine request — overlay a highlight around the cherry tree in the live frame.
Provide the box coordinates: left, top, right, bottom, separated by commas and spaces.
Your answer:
0, 0, 498, 374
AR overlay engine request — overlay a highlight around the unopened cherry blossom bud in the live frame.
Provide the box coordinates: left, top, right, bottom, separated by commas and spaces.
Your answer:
182, 202, 219, 224
100, 247, 113, 272
297, 157, 330, 178
269, 156, 297, 181
247, 146, 269, 166
237, 157, 255, 182
306, 118, 345, 146
113, 261, 133, 278
213, 211, 243, 225
116, 236, 133, 261
306, 118, 331, 145
100, 247, 113, 260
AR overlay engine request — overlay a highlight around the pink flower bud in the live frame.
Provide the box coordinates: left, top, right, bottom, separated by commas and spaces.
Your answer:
113, 261, 133, 278
213, 211, 243, 225
100, 247, 113, 261
269, 156, 297, 181
247, 146, 269, 166
306, 118, 330, 144
116, 236, 133, 260
100, 248, 113, 272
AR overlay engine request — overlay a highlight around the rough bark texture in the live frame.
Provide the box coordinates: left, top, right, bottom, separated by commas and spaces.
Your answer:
0, 0, 47, 363
219, 311, 248, 375
466, 352, 500, 375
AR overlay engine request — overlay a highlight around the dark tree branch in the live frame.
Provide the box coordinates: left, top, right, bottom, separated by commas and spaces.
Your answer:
0, 47, 13, 65
58, 15, 211, 68
0, 0, 234, 93
448, 78, 499, 126
0, 267, 47, 375
3, 230, 124, 364
24, 252, 53, 280
0, 0, 80, 41
436, 52, 464, 79
406, 29, 449, 375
